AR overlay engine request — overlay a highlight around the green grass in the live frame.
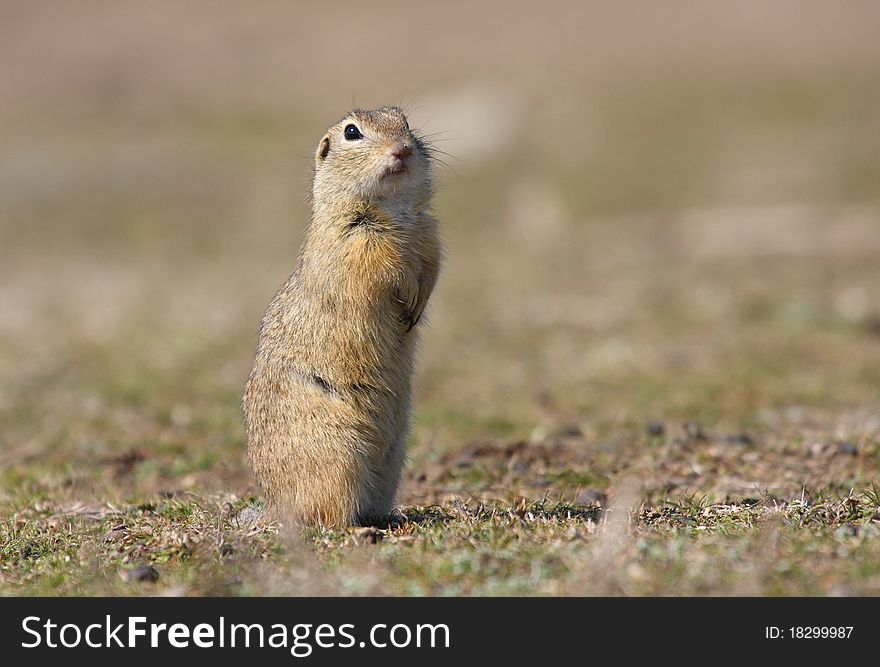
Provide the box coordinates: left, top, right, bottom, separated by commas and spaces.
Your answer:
4, 490, 880, 596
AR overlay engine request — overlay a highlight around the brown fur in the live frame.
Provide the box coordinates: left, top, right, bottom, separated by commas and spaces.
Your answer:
243, 107, 441, 527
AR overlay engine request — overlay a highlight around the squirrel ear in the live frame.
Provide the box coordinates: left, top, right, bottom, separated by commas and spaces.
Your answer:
316, 135, 330, 161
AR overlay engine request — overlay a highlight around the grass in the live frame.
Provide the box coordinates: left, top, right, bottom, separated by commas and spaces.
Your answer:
3, 413, 880, 595
2, 3, 880, 596
4, 489, 880, 596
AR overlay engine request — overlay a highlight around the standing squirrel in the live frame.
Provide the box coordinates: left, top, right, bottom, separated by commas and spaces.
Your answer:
243, 106, 441, 527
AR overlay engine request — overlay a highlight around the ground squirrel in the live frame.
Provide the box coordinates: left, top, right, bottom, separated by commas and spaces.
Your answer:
243, 106, 442, 527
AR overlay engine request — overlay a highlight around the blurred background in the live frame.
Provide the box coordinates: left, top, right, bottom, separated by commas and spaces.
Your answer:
2, 1, 879, 506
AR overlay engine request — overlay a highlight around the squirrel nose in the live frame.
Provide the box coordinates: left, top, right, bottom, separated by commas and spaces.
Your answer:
392, 144, 413, 160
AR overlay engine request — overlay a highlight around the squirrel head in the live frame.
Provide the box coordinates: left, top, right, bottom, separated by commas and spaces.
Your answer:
313, 106, 432, 210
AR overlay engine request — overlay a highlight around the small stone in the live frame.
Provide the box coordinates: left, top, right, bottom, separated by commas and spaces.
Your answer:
236, 505, 264, 528
121, 565, 159, 583
837, 524, 860, 538
352, 526, 382, 544
575, 489, 607, 507
647, 421, 666, 437
724, 433, 754, 446
837, 442, 858, 456
558, 424, 583, 438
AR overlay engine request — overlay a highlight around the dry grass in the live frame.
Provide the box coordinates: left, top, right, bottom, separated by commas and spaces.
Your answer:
2, 2, 880, 596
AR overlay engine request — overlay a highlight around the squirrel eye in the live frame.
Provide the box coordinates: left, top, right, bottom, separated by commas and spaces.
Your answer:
344, 124, 363, 141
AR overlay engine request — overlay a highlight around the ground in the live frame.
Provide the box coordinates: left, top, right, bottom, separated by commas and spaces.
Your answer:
1, 2, 880, 596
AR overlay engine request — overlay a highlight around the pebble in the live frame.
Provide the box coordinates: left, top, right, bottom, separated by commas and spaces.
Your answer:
121, 564, 159, 583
